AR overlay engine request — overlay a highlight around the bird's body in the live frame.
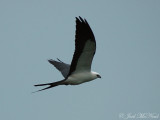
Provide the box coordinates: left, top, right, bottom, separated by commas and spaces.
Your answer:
34, 16, 101, 92
64, 71, 99, 85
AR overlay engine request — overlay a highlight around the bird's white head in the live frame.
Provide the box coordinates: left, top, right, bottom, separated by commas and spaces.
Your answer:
91, 71, 101, 79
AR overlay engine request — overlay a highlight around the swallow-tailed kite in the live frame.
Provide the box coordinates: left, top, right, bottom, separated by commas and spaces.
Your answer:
34, 16, 101, 92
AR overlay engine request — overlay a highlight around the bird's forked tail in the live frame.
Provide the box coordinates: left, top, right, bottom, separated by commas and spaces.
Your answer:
33, 79, 65, 93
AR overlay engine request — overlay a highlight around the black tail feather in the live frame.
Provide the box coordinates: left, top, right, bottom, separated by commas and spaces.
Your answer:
34, 83, 50, 86
33, 79, 65, 93
32, 85, 54, 93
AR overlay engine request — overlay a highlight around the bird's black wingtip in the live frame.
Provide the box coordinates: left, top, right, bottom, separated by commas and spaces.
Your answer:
57, 58, 63, 63
48, 59, 54, 63
48, 59, 52, 61
76, 16, 88, 24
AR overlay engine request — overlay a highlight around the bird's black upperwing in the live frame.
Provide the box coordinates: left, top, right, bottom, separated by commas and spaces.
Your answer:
67, 16, 96, 77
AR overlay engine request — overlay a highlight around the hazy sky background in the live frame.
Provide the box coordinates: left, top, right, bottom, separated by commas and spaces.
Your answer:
0, 0, 160, 120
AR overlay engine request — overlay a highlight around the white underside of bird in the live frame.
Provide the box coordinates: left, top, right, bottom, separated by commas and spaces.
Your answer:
64, 71, 99, 85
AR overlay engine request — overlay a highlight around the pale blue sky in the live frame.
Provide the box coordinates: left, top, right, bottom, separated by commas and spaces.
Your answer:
0, 0, 160, 120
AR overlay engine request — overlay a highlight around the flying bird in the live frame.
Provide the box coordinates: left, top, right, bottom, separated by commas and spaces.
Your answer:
34, 16, 101, 92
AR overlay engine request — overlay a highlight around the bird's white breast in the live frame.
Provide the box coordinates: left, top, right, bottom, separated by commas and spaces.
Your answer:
65, 72, 96, 85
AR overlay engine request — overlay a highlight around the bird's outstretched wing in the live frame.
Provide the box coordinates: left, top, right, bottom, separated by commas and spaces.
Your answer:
67, 16, 96, 77
48, 58, 70, 78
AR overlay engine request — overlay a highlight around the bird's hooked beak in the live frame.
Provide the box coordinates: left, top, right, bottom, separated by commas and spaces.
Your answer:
97, 74, 101, 78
